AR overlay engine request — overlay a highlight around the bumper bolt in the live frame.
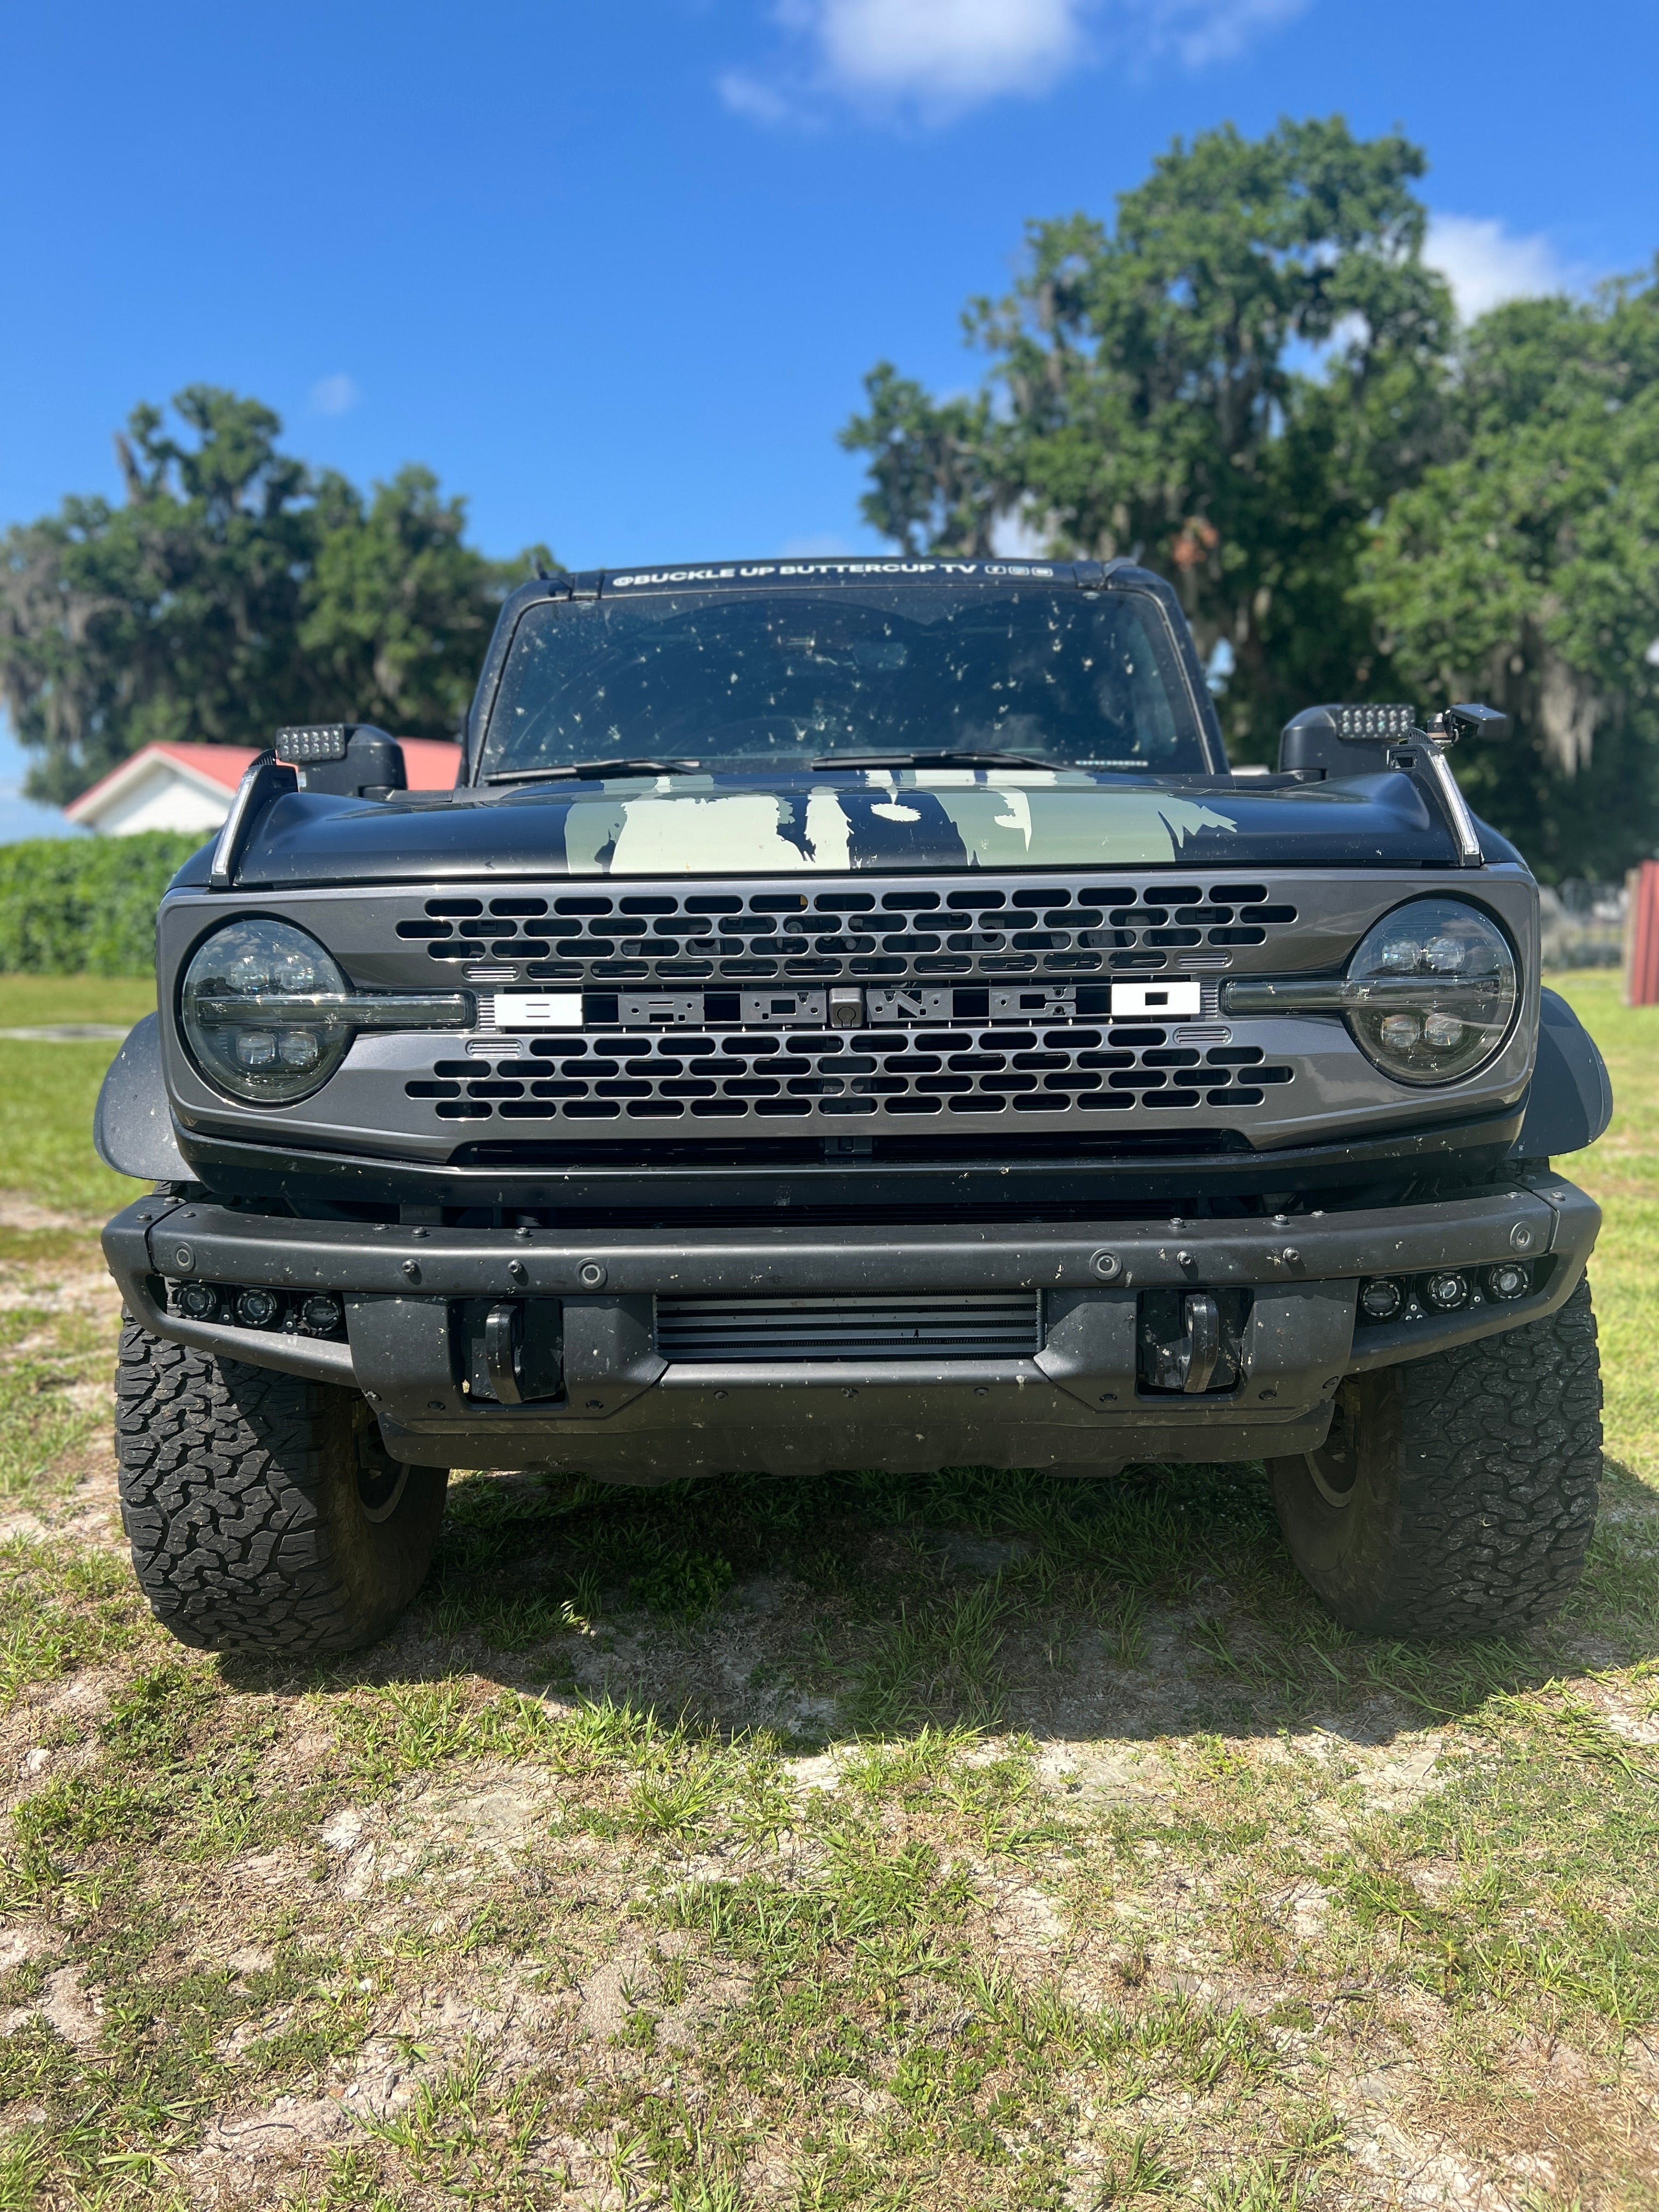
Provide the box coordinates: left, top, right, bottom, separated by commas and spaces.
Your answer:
1509, 1223, 1535, 1252
402, 1259, 421, 1282
579, 1261, 606, 1288
1091, 1251, 1120, 1280
173, 1245, 194, 1270
507, 1260, 527, 1284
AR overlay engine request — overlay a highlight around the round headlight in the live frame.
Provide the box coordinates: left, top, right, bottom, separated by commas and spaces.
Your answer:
1344, 899, 1517, 1085
180, 919, 353, 1103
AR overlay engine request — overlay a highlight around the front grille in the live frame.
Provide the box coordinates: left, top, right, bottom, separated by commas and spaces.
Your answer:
655, 1291, 1042, 1361
404, 1025, 1294, 1125
398, 877, 1299, 986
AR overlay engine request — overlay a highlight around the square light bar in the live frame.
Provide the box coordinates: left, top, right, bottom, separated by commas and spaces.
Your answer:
1333, 703, 1418, 743
274, 724, 352, 764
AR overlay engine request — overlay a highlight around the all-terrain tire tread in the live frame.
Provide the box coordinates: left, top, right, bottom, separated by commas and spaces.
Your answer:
1372, 1276, 1602, 1636
116, 1319, 390, 1654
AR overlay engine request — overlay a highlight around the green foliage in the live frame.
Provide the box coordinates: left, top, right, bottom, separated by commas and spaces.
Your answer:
0, 830, 198, 973
1358, 278, 1659, 878
0, 386, 552, 803
842, 117, 1454, 760
630, 1549, 735, 1621
842, 117, 1659, 877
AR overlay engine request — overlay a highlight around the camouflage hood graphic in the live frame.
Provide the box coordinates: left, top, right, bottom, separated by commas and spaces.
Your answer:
562, 771, 1239, 874
232, 764, 1472, 888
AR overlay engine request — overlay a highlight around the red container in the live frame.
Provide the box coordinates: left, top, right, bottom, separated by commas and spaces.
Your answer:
1625, 861, 1659, 1006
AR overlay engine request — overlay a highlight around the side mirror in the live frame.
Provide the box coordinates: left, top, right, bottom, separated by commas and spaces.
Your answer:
274, 723, 408, 800
1278, 699, 1509, 775
1429, 703, 1510, 744
1278, 703, 1416, 775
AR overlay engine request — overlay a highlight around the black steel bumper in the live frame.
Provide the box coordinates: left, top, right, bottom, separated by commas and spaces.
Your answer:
101, 1175, 1600, 1481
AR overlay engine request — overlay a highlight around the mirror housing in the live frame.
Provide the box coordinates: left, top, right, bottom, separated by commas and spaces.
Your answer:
1277, 703, 1416, 776
274, 723, 408, 800
1278, 699, 1509, 775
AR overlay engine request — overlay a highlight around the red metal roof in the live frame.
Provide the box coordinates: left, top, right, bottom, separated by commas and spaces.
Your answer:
67, 736, 464, 820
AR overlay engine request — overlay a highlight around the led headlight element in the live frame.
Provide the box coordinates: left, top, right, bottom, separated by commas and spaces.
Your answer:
182, 920, 354, 1103
1343, 899, 1517, 1086
180, 918, 472, 1104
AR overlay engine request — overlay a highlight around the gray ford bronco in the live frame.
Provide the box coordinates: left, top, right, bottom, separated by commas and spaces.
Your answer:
97, 557, 1612, 1656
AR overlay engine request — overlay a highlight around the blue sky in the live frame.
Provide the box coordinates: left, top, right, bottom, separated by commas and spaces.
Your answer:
2, 0, 1656, 819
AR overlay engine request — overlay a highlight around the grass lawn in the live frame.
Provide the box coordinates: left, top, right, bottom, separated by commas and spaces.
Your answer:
0, 975, 155, 1223
0, 970, 1653, 2210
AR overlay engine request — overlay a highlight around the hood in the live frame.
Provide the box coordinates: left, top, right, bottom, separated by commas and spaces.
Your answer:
228, 764, 1477, 888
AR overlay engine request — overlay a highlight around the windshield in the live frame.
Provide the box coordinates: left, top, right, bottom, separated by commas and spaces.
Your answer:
478, 583, 1210, 779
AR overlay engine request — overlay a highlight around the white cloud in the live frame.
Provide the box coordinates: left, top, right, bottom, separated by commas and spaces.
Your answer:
724, 0, 1308, 126
810, 0, 1085, 109
1424, 215, 1576, 323
309, 372, 360, 417
1147, 0, 1307, 65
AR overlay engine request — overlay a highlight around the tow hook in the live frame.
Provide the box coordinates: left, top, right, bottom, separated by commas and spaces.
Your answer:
1138, 1289, 1247, 1393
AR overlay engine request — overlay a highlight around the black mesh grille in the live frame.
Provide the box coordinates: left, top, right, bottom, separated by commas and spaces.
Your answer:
398, 879, 1299, 984
403, 1027, 1294, 1124
655, 1291, 1042, 1361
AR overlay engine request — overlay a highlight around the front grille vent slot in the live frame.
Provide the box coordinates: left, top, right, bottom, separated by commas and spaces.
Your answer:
403, 1030, 1293, 1124
655, 1291, 1042, 1362
399, 879, 1299, 984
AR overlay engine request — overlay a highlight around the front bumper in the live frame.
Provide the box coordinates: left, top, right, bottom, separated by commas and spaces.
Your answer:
102, 1176, 1600, 1481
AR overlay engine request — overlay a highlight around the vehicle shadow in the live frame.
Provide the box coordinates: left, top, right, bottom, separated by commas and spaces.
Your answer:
225, 1452, 1659, 1755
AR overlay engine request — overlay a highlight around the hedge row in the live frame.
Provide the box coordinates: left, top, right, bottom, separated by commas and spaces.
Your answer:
0, 833, 206, 974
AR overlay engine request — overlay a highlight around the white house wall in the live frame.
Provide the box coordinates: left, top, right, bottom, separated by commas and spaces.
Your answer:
89, 767, 233, 837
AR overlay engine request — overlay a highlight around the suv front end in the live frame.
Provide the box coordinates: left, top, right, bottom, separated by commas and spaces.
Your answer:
97, 557, 1611, 1652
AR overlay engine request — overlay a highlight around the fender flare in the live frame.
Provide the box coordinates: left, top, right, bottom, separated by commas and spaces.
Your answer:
94, 1013, 191, 1183
1513, 987, 1613, 1161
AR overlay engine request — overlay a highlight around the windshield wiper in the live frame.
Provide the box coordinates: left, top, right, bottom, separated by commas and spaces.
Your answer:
485, 757, 702, 783
809, 748, 1054, 771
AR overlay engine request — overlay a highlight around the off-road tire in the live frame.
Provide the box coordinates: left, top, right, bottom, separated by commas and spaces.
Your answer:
1268, 1276, 1602, 1639
115, 1321, 448, 1656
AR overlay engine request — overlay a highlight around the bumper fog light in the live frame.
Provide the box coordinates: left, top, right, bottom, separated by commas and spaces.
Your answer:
1486, 1261, 1531, 1301
237, 1288, 282, 1328
1359, 1277, 1403, 1321
1423, 1270, 1469, 1312
177, 1281, 218, 1320
300, 1293, 343, 1334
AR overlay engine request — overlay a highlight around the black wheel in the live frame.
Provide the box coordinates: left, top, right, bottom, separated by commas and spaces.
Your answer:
1268, 1277, 1602, 1639
115, 1321, 447, 1657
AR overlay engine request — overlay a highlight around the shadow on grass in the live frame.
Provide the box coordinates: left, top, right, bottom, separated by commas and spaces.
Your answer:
224, 1452, 1659, 1753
